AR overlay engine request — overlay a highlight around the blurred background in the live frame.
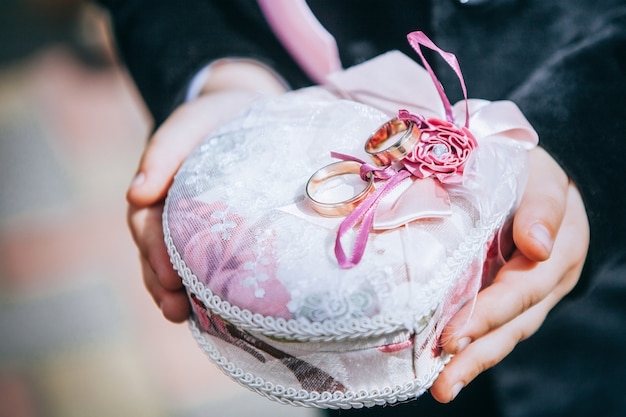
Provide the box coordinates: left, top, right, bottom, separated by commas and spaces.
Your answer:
0, 1, 317, 416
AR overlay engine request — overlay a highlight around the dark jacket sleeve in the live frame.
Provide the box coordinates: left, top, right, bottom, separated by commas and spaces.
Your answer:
98, 0, 311, 126
509, 10, 626, 292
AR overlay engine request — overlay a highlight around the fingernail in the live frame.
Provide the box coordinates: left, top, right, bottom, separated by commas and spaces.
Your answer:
451, 382, 464, 400
530, 223, 553, 253
457, 337, 471, 354
130, 172, 145, 188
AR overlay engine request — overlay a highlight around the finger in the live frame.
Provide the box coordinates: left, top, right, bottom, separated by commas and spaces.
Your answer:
160, 291, 191, 323
140, 257, 190, 323
442, 182, 588, 355
127, 203, 182, 291
431, 180, 589, 403
127, 90, 263, 207
430, 288, 558, 403
513, 147, 569, 261
433, 201, 588, 403
441, 251, 557, 354
127, 100, 219, 207
128, 202, 191, 323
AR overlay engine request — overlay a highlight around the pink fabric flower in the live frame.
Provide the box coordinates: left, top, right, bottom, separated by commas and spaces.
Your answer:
402, 118, 478, 184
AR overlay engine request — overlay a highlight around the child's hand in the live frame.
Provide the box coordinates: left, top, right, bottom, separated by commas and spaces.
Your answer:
430, 147, 590, 402
126, 62, 287, 322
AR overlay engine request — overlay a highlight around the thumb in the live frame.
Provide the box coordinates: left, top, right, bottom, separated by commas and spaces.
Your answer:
127, 90, 259, 207
513, 146, 569, 262
127, 98, 218, 207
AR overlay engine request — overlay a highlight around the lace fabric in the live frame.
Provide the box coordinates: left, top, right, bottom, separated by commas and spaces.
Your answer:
163, 84, 529, 408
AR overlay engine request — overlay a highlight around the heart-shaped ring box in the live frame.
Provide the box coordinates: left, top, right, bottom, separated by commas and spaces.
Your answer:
163, 45, 536, 409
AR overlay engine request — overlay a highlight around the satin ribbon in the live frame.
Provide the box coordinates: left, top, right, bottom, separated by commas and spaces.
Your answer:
257, 0, 342, 84
258, 2, 537, 149
258, 2, 539, 267
333, 32, 537, 268
329, 152, 413, 268
405, 31, 470, 128
334, 32, 467, 268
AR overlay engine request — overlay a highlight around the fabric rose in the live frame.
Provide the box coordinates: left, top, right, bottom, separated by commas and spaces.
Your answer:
401, 116, 478, 184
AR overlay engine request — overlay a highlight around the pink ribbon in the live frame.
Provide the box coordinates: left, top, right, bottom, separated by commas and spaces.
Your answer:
329, 152, 411, 268
334, 32, 475, 269
257, 0, 342, 84
334, 167, 412, 268
258, 4, 539, 268
405, 31, 470, 128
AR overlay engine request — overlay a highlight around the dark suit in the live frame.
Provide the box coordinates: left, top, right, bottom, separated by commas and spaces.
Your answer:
100, 0, 626, 415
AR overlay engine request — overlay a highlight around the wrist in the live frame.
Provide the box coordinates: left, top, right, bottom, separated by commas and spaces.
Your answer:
190, 59, 288, 101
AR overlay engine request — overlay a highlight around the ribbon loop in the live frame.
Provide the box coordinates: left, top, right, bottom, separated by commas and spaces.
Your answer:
324, 32, 538, 268
335, 170, 412, 268
406, 31, 470, 128
330, 151, 398, 181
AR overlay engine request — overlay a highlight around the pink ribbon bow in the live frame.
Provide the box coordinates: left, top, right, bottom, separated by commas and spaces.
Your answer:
333, 32, 537, 268
258, 2, 539, 268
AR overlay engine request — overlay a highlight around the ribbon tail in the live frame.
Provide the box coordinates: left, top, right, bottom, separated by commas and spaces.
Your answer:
406, 31, 469, 128
335, 171, 411, 268
373, 177, 452, 230
334, 200, 378, 269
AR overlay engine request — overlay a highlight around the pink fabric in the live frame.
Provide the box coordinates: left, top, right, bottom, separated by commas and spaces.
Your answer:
372, 177, 452, 230
170, 198, 291, 318
258, 5, 537, 150
405, 31, 469, 126
330, 32, 537, 269
257, 0, 342, 84
399, 114, 478, 183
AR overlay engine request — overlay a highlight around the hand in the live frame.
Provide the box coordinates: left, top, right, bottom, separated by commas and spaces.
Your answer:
429, 146, 590, 402
127, 61, 287, 322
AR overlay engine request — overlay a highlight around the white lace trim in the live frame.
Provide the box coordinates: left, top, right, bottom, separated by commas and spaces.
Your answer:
188, 319, 450, 409
163, 194, 510, 342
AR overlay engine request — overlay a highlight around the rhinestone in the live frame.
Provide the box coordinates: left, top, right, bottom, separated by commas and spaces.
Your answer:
432, 144, 448, 158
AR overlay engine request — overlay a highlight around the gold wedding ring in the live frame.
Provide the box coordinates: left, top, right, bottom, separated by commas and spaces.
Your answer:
365, 118, 421, 166
305, 160, 374, 217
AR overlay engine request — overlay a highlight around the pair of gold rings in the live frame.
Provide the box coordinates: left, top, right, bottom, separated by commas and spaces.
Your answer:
306, 118, 421, 217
